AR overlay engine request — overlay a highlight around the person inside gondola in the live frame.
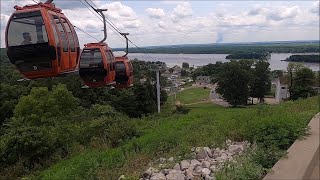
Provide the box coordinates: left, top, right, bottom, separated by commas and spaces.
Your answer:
21, 32, 32, 45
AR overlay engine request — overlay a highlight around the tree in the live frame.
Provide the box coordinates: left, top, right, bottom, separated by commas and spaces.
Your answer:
216, 60, 252, 106
250, 60, 271, 103
181, 69, 188, 77
0, 84, 79, 173
289, 67, 316, 100
182, 62, 189, 69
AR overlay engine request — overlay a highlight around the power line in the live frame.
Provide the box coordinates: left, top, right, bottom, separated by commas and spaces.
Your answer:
74, 26, 99, 41
31, 0, 38, 4
80, 0, 164, 64
81, 0, 126, 42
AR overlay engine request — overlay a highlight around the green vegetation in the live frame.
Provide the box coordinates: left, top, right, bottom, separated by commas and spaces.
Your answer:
38, 96, 319, 179
0, 48, 168, 178
214, 60, 271, 106
290, 67, 317, 100
175, 87, 211, 104
284, 54, 320, 63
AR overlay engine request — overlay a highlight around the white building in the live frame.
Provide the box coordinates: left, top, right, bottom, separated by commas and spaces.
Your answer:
273, 78, 290, 102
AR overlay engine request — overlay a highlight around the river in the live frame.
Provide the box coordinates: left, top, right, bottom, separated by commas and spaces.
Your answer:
127, 53, 320, 71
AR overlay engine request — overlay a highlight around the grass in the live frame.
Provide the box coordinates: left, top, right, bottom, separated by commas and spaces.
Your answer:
37, 95, 319, 180
174, 87, 211, 104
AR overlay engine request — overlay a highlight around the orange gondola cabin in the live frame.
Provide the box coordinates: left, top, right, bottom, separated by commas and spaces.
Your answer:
5, 0, 80, 79
79, 42, 116, 87
114, 56, 133, 89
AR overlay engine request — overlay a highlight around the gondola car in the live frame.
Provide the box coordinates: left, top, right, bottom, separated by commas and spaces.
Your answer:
114, 56, 133, 89
5, 0, 80, 79
114, 33, 133, 89
78, 8, 116, 88
79, 42, 116, 87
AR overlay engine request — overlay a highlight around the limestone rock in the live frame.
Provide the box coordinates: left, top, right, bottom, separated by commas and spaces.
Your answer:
205, 175, 215, 180
180, 160, 190, 170
118, 175, 126, 180
190, 159, 201, 167
166, 170, 185, 180
193, 165, 203, 176
228, 145, 243, 155
203, 147, 213, 158
173, 163, 181, 171
150, 172, 166, 180
201, 168, 211, 176
185, 167, 194, 179
158, 158, 166, 163
202, 161, 210, 168
196, 148, 208, 160
143, 167, 157, 179
168, 157, 174, 162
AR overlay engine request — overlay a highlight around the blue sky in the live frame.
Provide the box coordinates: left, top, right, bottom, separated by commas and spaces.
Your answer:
1, 0, 319, 48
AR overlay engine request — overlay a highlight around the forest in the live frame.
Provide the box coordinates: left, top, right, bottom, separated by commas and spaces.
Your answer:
226, 52, 270, 60
284, 54, 320, 63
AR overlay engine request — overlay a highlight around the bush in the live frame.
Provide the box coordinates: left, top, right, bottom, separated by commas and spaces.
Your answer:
215, 148, 266, 180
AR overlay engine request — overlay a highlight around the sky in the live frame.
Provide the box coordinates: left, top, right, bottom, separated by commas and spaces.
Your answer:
0, 0, 319, 49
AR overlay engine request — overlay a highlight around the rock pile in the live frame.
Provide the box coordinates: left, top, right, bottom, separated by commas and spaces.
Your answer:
138, 140, 250, 180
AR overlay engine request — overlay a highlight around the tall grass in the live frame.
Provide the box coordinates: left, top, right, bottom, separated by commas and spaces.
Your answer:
38, 96, 319, 179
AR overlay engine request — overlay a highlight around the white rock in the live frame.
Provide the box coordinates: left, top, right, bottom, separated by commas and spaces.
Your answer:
208, 159, 218, 165
185, 167, 194, 179
173, 163, 181, 171
226, 139, 232, 146
202, 168, 211, 176
150, 172, 166, 180
161, 169, 170, 175
203, 147, 213, 158
216, 157, 225, 163
168, 157, 174, 162
202, 161, 210, 168
196, 148, 208, 160
191, 147, 195, 152
209, 165, 217, 172
180, 160, 190, 170
193, 165, 203, 176
166, 170, 185, 180
143, 167, 158, 178
118, 175, 126, 180
205, 175, 215, 180
190, 159, 201, 167
158, 158, 166, 163
228, 145, 243, 154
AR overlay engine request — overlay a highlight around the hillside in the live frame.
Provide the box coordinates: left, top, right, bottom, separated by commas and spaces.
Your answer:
37, 88, 319, 179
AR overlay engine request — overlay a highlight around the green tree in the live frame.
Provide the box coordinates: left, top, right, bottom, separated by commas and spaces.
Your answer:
216, 60, 252, 106
0, 84, 79, 174
289, 67, 316, 100
181, 69, 188, 77
250, 60, 271, 103
182, 62, 189, 69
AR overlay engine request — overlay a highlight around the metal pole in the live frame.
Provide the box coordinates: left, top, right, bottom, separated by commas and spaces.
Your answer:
156, 70, 161, 113
96, 9, 108, 43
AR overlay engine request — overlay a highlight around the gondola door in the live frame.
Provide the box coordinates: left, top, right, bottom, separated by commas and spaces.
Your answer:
51, 15, 70, 72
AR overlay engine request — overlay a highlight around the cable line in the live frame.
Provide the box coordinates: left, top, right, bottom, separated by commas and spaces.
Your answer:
74, 25, 99, 41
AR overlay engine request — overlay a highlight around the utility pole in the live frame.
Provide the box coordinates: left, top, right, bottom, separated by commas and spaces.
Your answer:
156, 69, 161, 113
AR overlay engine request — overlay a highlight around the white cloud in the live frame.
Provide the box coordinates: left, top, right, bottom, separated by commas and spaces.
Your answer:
171, 2, 193, 22
145, 8, 165, 19
310, 1, 319, 15
0, 1, 319, 48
